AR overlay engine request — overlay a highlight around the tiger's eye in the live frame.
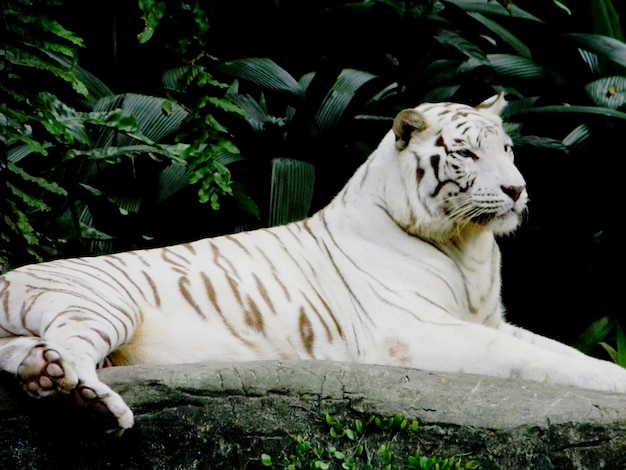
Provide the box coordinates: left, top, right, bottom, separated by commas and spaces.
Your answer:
457, 149, 478, 160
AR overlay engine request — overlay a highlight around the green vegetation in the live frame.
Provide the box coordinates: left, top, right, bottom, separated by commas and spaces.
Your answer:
259, 414, 477, 470
576, 317, 626, 368
1, 0, 245, 267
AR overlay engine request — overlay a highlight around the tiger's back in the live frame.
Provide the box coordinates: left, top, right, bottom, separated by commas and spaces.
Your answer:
1, 94, 626, 433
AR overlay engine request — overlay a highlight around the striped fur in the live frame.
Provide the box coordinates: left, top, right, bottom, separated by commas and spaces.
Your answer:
1, 94, 625, 432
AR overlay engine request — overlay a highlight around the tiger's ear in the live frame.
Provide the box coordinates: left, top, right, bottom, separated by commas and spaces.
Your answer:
476, 92, 507, 116
393, 109, 427, 150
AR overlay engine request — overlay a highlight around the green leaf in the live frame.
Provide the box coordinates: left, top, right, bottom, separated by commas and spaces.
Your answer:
7, 182, 50, 212
590, 0, 624, 41
67, 144, 178, 162
355, 419, 364, 435
37, 93, 91, 145
207, 96, 245, 116
93, 94, 188, 145
162, 65, 202, 90
260, 453, 273, 466
138, 0, 167, 43
467, 12, 531, 58
112, 196, 142, 215
8, 162, 68, 196
40, 18, 84, 48
313, 69, 378, 138
268, 158, 315, 227
574, 316, 615, 354
37, 48, 113, 100
514, 135, 568, 152
7, 201, 40, 247
584, 76, 626, 109
7, 144, 39, 163
226, 91, 283, 132
599, 342, 618, 363
562, 124, 592, 153
552, 0, 571, 16
55, 217, 114, 242
518, 105, 626, 120
156, 162, 189, 204
445, 0, 543, 22
616, 323, 626, 367
78, 183, 105, 197
487, 54, 554, 80
5, 133, 50, 157
563, 33, 626, 69
88, 109, 139, 134
9, 46, 90, 97
435, 30, 489, 64
218, 58, 306, 101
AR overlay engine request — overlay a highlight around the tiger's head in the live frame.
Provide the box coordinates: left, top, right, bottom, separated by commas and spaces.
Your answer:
388, 93, 527, 241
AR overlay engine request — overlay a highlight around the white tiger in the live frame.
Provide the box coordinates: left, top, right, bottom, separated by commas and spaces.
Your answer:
1, 94, 625, 433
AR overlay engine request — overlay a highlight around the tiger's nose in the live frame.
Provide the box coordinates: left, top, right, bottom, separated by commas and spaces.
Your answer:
501, 185, 525, 202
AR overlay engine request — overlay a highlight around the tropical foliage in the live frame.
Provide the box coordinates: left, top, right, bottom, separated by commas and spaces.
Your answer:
1, 0, 246, 269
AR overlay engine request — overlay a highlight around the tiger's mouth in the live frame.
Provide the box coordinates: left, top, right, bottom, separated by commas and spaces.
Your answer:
470, 206, 521, 227
470, 212, 497, 225
469, 207, 524, 236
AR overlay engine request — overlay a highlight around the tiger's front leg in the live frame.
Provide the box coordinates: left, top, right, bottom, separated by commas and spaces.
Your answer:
4, 338, 79, 397
379, 320, 626, 393
497, 322, 597, 360
0, 335, 134, 432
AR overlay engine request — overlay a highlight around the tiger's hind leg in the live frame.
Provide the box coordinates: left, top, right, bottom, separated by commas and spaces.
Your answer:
71, 374, 135, 433
0, 336, 134, 432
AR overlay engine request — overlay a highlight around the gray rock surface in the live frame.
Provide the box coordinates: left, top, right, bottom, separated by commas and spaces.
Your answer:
1, 360, 625, 469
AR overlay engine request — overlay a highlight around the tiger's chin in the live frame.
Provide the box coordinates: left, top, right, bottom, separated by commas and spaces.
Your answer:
481, 210, 523, 236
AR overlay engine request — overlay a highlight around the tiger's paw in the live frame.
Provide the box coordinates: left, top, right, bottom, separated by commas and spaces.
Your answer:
17, 343, 79, 398
73, 382, 135, 434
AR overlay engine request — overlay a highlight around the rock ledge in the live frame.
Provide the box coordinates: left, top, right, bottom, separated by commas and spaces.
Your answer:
1, 360, 625, 469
